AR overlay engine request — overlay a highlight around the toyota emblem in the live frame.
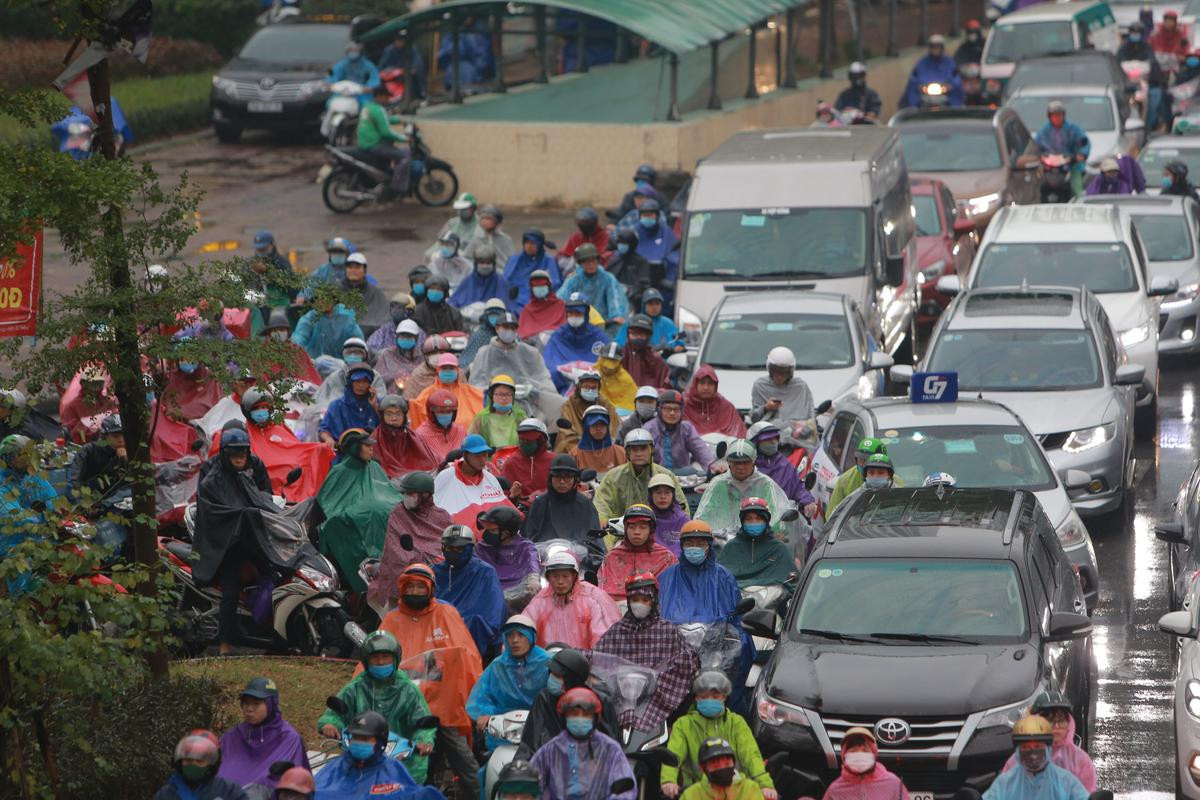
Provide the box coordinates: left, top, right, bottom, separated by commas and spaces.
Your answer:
259, 77, 276, 90
873, 718, 911, 745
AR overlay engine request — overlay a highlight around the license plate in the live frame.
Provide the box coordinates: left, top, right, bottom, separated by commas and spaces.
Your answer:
911, 792, 935, 800
248, 101, 283, 113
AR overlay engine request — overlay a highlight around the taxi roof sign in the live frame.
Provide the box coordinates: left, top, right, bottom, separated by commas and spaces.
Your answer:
911, 371, 958, 403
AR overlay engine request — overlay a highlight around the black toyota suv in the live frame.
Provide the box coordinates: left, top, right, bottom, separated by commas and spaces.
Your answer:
746, 487, 1093, 798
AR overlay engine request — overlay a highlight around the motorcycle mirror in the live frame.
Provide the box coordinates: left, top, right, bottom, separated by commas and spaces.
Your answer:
556, 417, 573, 430
413, 715, 440, 729
781, 508, 800, 522
509, 286, 520, 300
285, 467, 303, 486
579, 468, 597, 482
344, 620, 368, 647
648, 746, 680, 767
715, 441, 727, 459
804, 472, 817, 491
268, 760, 295, 779
326, 695, 349, 714
586, 528, 608, 538
816, 399, 833, 415
743, 608, 780, 640
734, 596, 755, 615
611, 779, 637, 795
399, 533, 414, 551
190, 438, 205, 452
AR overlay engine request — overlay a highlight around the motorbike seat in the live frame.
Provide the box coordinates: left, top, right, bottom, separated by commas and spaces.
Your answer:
165, 539, 193, 562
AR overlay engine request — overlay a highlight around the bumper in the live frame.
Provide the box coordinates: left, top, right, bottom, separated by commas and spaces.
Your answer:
1047, 441, 1127, 516
210, 96, 327, 132
1160, 301, 1200, 354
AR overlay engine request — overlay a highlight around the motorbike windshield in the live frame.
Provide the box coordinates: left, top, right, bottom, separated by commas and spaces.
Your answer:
974, 242, 1138, 293
588, 652, 658, 719
985, 21, 1075, 64
683, 208, 868, 280
1010, 95, 1115, 132
700, 313, 854, 370
875, 424, 1057, 490
900, 129, 1004, 172
1131, 214, 1195, 262
926, 328, 1103, 391
796, 558, 1027, 642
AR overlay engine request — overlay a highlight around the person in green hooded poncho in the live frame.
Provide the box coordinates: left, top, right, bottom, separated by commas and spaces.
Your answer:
716, 496, 798, 598
467, 373, 529, 449
825, 436, 890, 520
315, 428, 405, 593
693, 440, 791, 537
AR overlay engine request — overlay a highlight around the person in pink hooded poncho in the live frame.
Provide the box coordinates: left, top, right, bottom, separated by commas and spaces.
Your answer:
524, 548, 620, 649
1001, 691, 1096, 792
822, 726, 909, 800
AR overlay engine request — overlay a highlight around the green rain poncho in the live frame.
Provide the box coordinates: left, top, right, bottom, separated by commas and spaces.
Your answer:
717, 531, 798, 591
693, 469, 791, 536
316, 456, 404, 593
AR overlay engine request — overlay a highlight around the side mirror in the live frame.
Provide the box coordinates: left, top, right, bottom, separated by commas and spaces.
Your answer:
1149, 275, 1180, 297
953, 216, 975, 234
936, 274, 962, 296
666, 352, 691, 369
556, 417, 573, 430
815, 399, 833, 415
715, 441, 728, 459
1114, 363, 1145, 386
743, 608, 780, 639
885, 254, 905, 287
611, 779, 637, 796
890, 364, 914, 385
579, 468, 597, 482
1159, 609, 1196, 637
285, 467, 303, 486
326, 695, 349, 714
1156, 521, 1188, 545
804, 472, 817, 491
780, 508, 800, 523
647, 747, 680, 767
413, 714, 441, 729
399, 533, 415, 551
586, 527, 608, 538
1125, 116, 1145, 133
866, 351, 893, 371
734, 596, 755, 615
1045, 611, 1092, 642
1063, 469, 1092, 490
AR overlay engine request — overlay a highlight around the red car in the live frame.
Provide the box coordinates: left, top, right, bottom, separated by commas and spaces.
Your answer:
912, 177, 976, 326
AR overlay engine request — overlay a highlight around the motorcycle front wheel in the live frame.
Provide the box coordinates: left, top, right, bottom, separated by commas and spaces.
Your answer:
415, 166, 458, 207
322, 168, 364, 214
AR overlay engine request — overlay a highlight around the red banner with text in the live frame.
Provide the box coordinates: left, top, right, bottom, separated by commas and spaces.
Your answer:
0, 230, 43, 338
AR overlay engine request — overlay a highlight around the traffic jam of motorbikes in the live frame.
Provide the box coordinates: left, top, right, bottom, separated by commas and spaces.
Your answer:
14, 0, 1200, 798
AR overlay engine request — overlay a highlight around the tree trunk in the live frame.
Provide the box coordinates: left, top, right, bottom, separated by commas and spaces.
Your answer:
86, 59, 169, 680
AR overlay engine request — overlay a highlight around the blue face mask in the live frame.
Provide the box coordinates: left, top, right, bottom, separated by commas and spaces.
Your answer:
348, 52, 362, 61
331, 254, 347, 266
639, 216, 656, 230
179, 362, 198, 374
617, 242, 630, 255
547, 674, 564, 694
865, 476, 890, 490
250, 408, 270, 424
438, 369, 458, 384
696, 698, 725, 719
486, 312, 502, 327
435, 412, 455, 428
397, 337, 416, 351
1163, 175, 1175, 189
412, 283, 426, 298
344, 353, 364, 364
347, 741, 376, 761
742, 521, 767, 537
565, 717, 594, 738
532, 285, 550, 299
367, 662, 396, 680
1129, 33, 1142, 42
579, 388, 599, 403
440, 246, 456, 258
426, 289, 445, 304
683, 546, 707, 565
493, 402, 513, 413
1189, 56, 1199, 67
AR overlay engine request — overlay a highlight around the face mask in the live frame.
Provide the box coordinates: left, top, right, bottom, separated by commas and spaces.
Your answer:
629, 336, 649, 349
567, 315, 585, 328
851, 76, 865, 87
498, 329, 517, 344
844, 751, 875, 774
458, 208, 474, 222
435, 412, 455, 428
438, 369, 458, 384
683, 546, 707, 565
1163, 175, 1175, 189
179, 763, 210, 784
757, 439, 780, 457
742, 521, 767, 537
402, 594, 431, 610
493, 402, 513, 414
344, 353, 364, 364
403, 494, 420, 510
547, 674, 564, 694
250, 408, 270, 424
269, 329, 289, 342
440, 247, 456, 259
482, 530, 503, 546
617, 242, 631, 255
483, 313, 501, 329
1189, 56, 1199, 67
696, 698, 725, 719
517, 440, 541, 458
639, 216, 656, 230
629, 601, 652, 619
865, 476, 890, 490
476, 263, 495, 277
636, 402, 657, 419
348, 52, 362, 61
1019, 747, 1048, 773
348, 741, 376, 761
706, 768, 735, 788
531, 285, 550, 299
446, 547, 472, 567
427, 289, 445, 304
179, 362, 198, 374
565, 717, 593, 738
331, 254, 347, 266
397, 337, 416, 351
367, 662, 396, 680
1129, 33, 1142, 42
412, 283, 426, 298
579, 388, 599, 403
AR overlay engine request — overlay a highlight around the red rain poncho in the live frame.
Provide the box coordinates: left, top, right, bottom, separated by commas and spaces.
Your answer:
373, 422, 438, 477
208, 421, 332, 501
161, 366, 225, 421
683, 364, 746, 437
518, 292, 567, 339
432, 460, 515, 528
369, 495, 452, 608
597, 541, 677, 600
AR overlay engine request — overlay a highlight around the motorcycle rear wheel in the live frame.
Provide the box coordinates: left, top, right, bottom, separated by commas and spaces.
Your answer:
415, 166, 458, 207
287, 605, 352, 657
322, 168, 364, 214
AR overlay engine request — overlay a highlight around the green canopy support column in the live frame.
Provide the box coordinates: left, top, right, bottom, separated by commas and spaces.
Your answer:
535, 6, 549, 83
744, 25, 758, 99
491, 9, 507, 93
708, 40, 722, 110
783, 8, 797, 88
450, 17, 463, 103
668, 53, 681, 121
576, 13, 589, 73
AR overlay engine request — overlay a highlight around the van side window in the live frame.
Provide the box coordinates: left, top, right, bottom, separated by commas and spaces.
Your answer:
1093, 305, 1119, 377
824, 413, 857, 471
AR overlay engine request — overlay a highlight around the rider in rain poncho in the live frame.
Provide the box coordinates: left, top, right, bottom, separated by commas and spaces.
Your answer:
1001, 692, 1096, 792
717, 497, 798, 595
822, 725, 908, 800
983, 715, 1088, 800
433, 524, 507, 657
694, 440, 795, 537
217, 677, 310, 792
529, 688, 637, 800
466, 614, 552, 750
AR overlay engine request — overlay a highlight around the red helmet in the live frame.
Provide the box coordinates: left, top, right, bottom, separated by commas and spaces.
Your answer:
965, 18, 982, 30
276, 766, 315, 795
556, 686, 603, 716
739, 496, 772, 522
174, 729, 220, 767
625, 571, 659, 596
422, 334, 450, 355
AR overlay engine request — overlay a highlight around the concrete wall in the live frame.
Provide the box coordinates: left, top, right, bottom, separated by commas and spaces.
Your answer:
415, 45, 930, 207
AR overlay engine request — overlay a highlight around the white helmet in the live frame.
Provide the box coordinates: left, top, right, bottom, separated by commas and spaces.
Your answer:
624, 428, 654, 447
517, 417, 548, 435
543, 548, 579, 574
396, 319, 421, 336
766, 347, 796, 369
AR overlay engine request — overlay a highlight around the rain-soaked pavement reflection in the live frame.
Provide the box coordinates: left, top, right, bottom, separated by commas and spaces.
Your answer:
1091, 362, 1196, 799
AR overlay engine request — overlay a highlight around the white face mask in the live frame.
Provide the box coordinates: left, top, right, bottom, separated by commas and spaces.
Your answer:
567, 315, 585, 328
844, 751, 875, 774
629, 601, 652, 619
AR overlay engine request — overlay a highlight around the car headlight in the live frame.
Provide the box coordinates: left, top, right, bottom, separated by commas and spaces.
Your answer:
299, 565, 336, 592
1119, 321, 1152, 348
920, 260, 947, 284
1062, 422, 1117, 454
755, 684, 811, 727
979, 688, 1042, 729
297, 79, 329, 98
967, 192, 1001, 216
1164, 282, 1200, 310
1187, 679, 1200, 718
1055, 508, 1089, 550
679, 306, 704, 347
211, 76, 237, 95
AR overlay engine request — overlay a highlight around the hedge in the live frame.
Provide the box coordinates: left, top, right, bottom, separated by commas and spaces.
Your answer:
0, 37, 224, 91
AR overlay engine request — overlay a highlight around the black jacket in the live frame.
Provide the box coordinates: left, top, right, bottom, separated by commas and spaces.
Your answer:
412, 299, 465, 335
606, 251, 663, 309
69, 442, 129, 497
834, 84, 882, 116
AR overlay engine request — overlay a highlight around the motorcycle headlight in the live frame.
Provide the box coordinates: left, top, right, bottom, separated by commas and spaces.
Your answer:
1187, 679, 1200, 718
755, 685, 811, 728
1164, 282, 1200, 310
1062, 422, 1116, 454
1055, 509, 1089, 550
967, 192, 1001, 216
920, 260, 948, 284
297, 79, 329, 98
978, 688, 1042, 729
211, 76, 237, 95
679, 306, 704, 347
299, 564, 336, 592
925, 82, 946, 96
1119, 321, 1152, 348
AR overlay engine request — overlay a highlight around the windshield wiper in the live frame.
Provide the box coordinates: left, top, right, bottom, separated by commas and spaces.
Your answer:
798, 628, 880, 643
869, 632, 979, 644
749, 270, 837, 279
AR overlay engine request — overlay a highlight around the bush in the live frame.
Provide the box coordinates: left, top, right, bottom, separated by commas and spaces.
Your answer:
152, 0, 260, 58
0, 37, 224, 91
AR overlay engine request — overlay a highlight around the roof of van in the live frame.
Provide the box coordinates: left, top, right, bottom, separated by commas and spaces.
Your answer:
989, 204, 1125, 243
701, 127, 899, 166
996, 0, 1109, 23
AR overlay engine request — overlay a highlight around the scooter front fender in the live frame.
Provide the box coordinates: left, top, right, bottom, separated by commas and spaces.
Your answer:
272, 589, 343, 640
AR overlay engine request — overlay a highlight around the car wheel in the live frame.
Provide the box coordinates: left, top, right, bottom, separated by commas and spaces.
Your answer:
1135, 394, 1158, 440
214, 123, 242, 144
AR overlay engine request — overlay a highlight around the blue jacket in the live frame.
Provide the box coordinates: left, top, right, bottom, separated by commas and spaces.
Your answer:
632, 220, 679, 284
320, 383, 381, 443
466, 621, 551, 749
433, 546, 507, 656
504, 233, 562, 310
449, 268, 521, 313
314, 751, 439, 800
1035, 121, 1091, 171
543, 322, 610, 393
293, 305, 364, 360
559, 268, 630, 323
328, 55, 381, 90
153, 773, 250, 800
902, 54, 964, 108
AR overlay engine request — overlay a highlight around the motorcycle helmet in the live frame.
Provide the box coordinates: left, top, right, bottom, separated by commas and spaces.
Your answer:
0, 434, 32, 465
549, 453, 581, 478
173, 729, 222, 782
275, 766, 316, 797
848, 61, 867, 78
422, 334, 451, 356
1011, 714, 1054, 745
615, 226, 640, 250
623, 503, 656, 529
864, 452, 895, 476
725, 439, 757, 463
1128, 20, 1145, 35
483, 505, 524, 536
623, 427, 654, 449
543, 548, 580, 575
379, 394, 408, 414
99, 414, 124, 436
855, 436, 888, 463
496, 759, 542, 798
625, 571, 659, 597
344, 710, 389, 745
438, 230, 460, 250
739, 496, 773, 525
923, 471, 957, 488
397, 470, 434, 494
766, 346, 796, 369
517, 417, 548, 437
747, 420, 781, 443
575, 207, 599, 227
239, 388, 270, 419
220, 427, 251, 453
693, 670, 732, 697
480, 204, 503, 224
1046, 100, 1066, 116
360, 630, 401, 669
1167, 160, 1190, 181
556, 686, 602, 716
698, 737, 736, 765
678, 519, 715, 543
1032, 690, 1073, 716
634, 164, 657, 183
441, 524, 475, 548
550, 647, 592, 687
574, 243, 600, 262
327, 237, 351, 255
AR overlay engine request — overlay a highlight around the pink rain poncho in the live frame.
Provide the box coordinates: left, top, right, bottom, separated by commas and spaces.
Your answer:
823, 734, 909, 800
1001, 715, 1096, 792
524, 578, 621, 649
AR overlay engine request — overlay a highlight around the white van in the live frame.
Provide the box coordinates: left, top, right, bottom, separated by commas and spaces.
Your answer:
676, 127, 920, 359
981, 1, 1120, 95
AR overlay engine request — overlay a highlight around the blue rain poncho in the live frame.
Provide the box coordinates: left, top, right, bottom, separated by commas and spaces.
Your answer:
503, 232, 561, 310
983, 747, 1089, 800
632, 219, 679, 284
433, 545, 507, 656
319, 378, 381, 446
449, 268, 521, 313
543, 322, 611, 393
465, 620, 551, 749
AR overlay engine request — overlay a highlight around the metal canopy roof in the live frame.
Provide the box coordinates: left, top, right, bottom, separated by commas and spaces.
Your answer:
364, 0, 802, 54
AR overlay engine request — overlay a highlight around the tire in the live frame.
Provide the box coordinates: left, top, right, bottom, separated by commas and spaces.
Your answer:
312, 607, 353, 657
416, 166, 458, 207
214, 123, 242, 144
322, 168, 364, 214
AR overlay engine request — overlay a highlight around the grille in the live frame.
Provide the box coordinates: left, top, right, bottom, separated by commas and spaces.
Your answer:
820, 715, 964, 756
229, 79, 308, 101
1037, 432, 1069, 450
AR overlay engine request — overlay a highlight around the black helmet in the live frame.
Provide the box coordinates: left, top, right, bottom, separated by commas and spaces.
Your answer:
479, 204, 504, 224
220, 427, 251, 453
496, 759, 541, 797
550, 647, 592, 687
239, 388, 269, 419
99, 414, 124, 435
634, 164, 657, 183
1167, 160, 1190, 180
549, 453, 581, 476
1032, 690, 1073, 716
344, 710, 389, 742
379, 394, 408, 414
398, 470, 435, 494
698, 738, 736, 764
640, 198, 661, 214
575, 207, 599, 225
616, 226, 639, 248
1128, 20, 1145, 33
483, 505, 523, 535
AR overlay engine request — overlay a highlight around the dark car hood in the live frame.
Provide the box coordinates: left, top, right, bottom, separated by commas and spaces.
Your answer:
764, 640, 1039, 716
218, 58, 329, 80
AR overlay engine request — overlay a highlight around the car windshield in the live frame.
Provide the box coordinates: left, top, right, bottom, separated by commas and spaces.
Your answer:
237, 25, 349, 65
900, 129, 1004, 171
1009, 95, 1115, 131
702, 313, 854, 369
879, 425, 1057, 490
683, 209, 868, 279
1132, 214, 1194, 261
1009, 61, 1115, 92
975, 242, 1138, 293
926, 328, 1103, 390
1139, 146, 1200, 182
913, 195, 942, 236
985, 21, 1075, 63
795, 559, 1027, 641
